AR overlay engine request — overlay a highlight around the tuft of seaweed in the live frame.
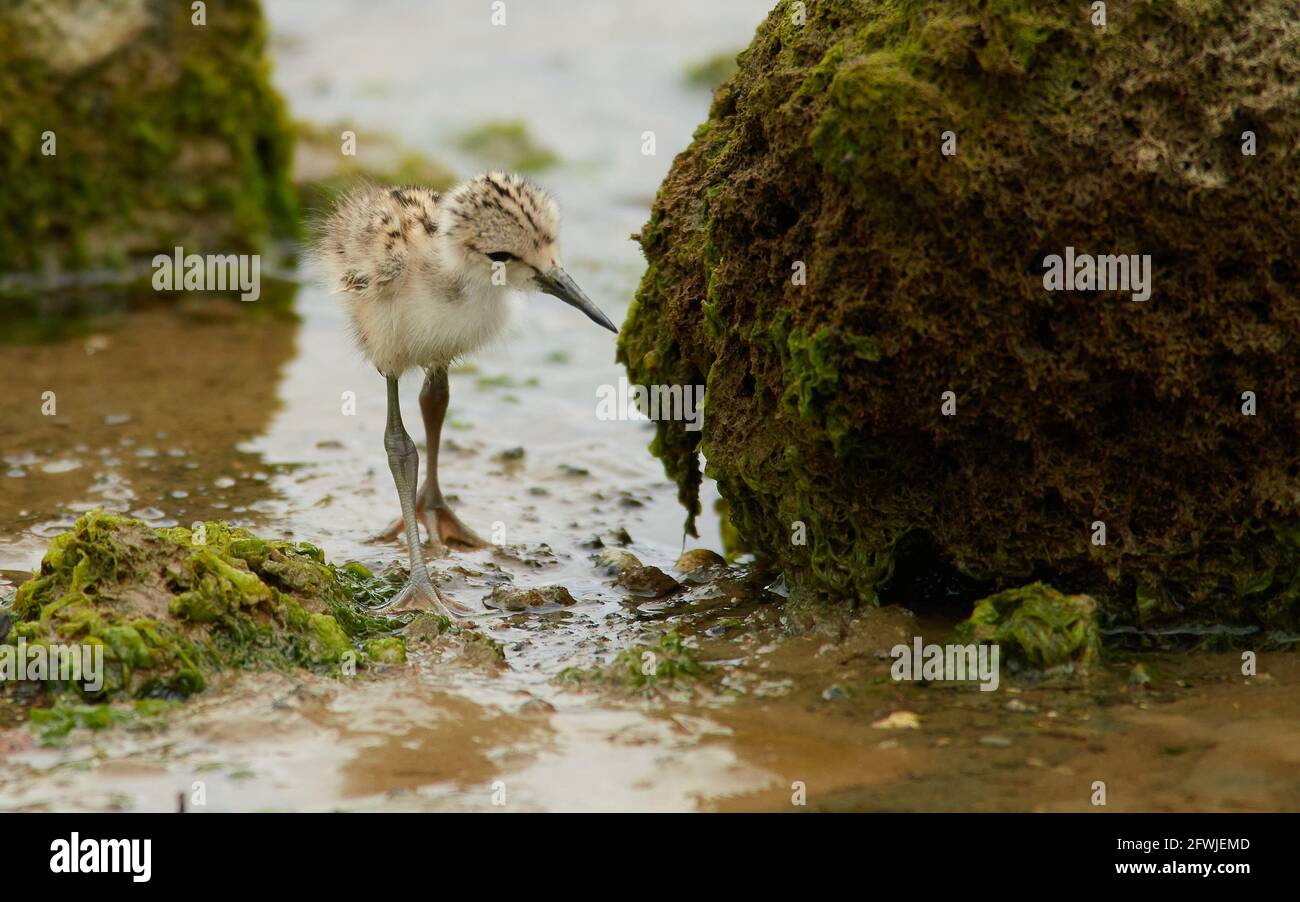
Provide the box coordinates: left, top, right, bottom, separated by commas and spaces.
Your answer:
956, 582, 1101, 671
26, 699, 181, 746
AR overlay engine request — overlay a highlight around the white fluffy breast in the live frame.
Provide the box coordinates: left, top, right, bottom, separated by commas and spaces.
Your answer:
345, 277, 514, 376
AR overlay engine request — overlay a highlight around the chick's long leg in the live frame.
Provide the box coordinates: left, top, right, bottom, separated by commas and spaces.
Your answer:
371, 375, 474, 617
373, 368, 486, 549
419, 367, 487, 548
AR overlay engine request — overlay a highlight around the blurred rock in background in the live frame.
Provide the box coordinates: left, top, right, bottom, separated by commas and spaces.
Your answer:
0, 0, 297, 275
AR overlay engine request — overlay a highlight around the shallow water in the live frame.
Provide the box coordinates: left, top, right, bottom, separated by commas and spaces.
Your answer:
2, 0, 1298, 813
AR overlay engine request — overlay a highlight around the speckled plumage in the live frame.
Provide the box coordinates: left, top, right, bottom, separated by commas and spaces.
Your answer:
312, 172, 565, 375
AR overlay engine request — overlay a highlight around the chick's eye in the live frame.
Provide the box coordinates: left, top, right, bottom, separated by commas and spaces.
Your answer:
486, 252, 515, 263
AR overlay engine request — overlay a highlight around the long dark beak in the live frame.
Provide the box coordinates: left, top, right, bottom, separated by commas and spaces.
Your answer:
537, 267, 618, 333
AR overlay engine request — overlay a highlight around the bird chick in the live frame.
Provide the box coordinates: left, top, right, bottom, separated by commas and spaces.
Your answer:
312, 172, 617, 618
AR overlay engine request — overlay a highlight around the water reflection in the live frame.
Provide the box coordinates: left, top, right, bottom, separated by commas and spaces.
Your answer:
0, 288, 301, 572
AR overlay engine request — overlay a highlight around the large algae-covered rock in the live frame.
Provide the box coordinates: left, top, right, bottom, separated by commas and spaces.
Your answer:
1, 512, 407, 700
619, 0, 1300, 630
0, 0, 297, 271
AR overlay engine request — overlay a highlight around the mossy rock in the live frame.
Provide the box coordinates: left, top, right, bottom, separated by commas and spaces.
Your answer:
2, 512, 413, 701
0, 0, 297, 272
619, 0, 1300, 632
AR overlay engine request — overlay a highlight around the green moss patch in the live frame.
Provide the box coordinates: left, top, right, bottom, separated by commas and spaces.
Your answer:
362, 636, 407, 665
3, 512, 413, 701
559, 631, 704, 692
455, 120, 558, 173
956, 582, 1101, 670
27, 699, 181, 746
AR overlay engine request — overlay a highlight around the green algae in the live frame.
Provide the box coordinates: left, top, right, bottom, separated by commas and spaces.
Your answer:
956, 583, 1102, 670
455, 120, 558, 173
3, 512, 409, 702
619, 0, 1300, 632
363, 637, 407, 665
27, 699, 181, 747
558, 631, 704, 692
0, 0, 297, 273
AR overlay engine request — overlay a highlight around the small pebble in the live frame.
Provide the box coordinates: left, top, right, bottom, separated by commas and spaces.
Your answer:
676, 548, 726, 574
488, 584, 576, 612
872, 711, 921, 730
518, 697, 556, 715
615, 565, 680, 597
597, 549, 641, 574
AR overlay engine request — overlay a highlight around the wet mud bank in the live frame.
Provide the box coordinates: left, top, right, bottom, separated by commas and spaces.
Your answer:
4, 513, 1296, 812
